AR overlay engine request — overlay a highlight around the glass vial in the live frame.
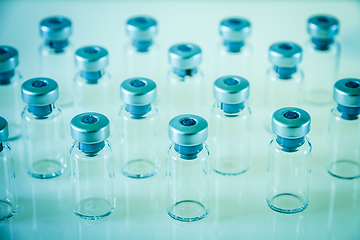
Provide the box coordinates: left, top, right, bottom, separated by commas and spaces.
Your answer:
216, 17, 252, 79
266, 107, 312, 214
0, 117, 17, 220
70, 112, 115, 220
39, 16, 74, 107
210, 75, 251, 175
0, 46, 22, 140
303, 15, 340, 105
119, 77, 160, 178
166, 114, 210, 222
326, 78, 360, 179
166, 43, 205, 119
21, 78, 66, 179
264, 42, 303, 131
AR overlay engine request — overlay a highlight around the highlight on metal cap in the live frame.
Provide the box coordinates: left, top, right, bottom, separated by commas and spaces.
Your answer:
120, 77, 157, 106
70, 112, 110, 144
0, 117, 9, 143
213, 75, 249, 104
39, 16, 72, 40
0, 46, 19, 72
168, 43, 202, 69
75, 46, 109, 72
126, 16, 157, 40
272, 107, 311, 139
220, 17, 251, 41
308, 15, 339, 39
334, 78, 360, 107
169, 114, 208, 146
21, 78, 59, 106
269, 42, 302, 68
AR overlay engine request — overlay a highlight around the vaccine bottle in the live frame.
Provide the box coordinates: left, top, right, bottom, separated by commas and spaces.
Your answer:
326, 78, 360, 179
266, 107, 311, 214
119, 77, 160, 178
70, 112, 115, 220
166, 114, 210, 222
39, 16, 74, 107
74, 46, 114, 122
303, 15, 340, 105
21, 78, 66, 179
264, 42, 303, 131
0, 117, 17, 221
210, 75, 251, 175
216, 17, 252, 79
166, 43, 205, 119
0, 46, 22, 140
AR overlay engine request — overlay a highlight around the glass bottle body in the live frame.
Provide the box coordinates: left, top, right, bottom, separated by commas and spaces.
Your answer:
326, 107, 360, 179
166, 143, 210, 222
70, 141, 115, 220
210, 102, 251, 175
0, 71, 22, 140
0, 143, 17, 221
21, 104, 66, 179
266, 136, 311, 214
119, 105, 161, 178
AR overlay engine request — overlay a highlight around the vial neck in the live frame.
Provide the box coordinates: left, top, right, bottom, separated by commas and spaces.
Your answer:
276, 136, 305, 152
132, 39, 153, 52
125, 104, 151, 118
311, 38, 334, 51
174, 143, 203, 160
223, 40, 244, 53
0, 70, 15, 85
28, 104, 53, 117
173, 68, 198, 78
79, 141, 105, 154
273, 65, 297, 80
220, 102, 244, 114
337, 104, 360, 120
45, 39, 69, 53
80, 70, 104, 84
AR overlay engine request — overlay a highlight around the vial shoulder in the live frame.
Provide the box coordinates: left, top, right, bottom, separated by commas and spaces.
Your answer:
74, 71, 112, 84
0, 142, 12, 158
21, 104, 62, 120
119, 104, 159, 120
304, 39, 340, 54
167, 68, 204, 82
270, 136, 312, 155
70, 140, 112, 159
167, 143, 209, 162
39, 41, 75, 56
266, 67, 303, 82
217, 41, 253, 56
211, 102, 251, 119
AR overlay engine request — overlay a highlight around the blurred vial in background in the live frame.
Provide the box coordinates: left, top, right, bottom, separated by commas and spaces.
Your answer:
216, 17, 252, 80
166, 43, 206, 120
119, 77, 160, 178
326, 79, 360, 179
303, 15, 340, 106
21, 78, 66, 179
70, 112, 115, 220
210, 75, 251, 175
39, 16, 74, 107
267, 107, 311, 214
264, 42, 303, 132
0, 46, 22, 140
166, 114, 210, 222
0, 117, 17, 221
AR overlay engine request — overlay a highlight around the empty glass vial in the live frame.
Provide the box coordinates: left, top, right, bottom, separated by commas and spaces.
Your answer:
0, 117, 17, 221
0, 46, 22, 140
326, 79, 360, 179
303, 15, 340, 105
267, 107, 312, 214
166, 114, 210, 222
216, 17, 252, 79
210, 75, 251, 175
119, 77, 160, 178
70, 112, 115, 220
21, 78, 66, 179
166, 43, 205, 119
39, 16, 74, 107
264, 42, 303, 132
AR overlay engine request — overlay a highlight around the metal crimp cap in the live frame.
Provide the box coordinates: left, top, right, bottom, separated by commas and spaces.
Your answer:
0, 46, 19, 73
168, 43, 202, 70
269, 42, 302, 68
70, 112, 110, 144
333, 78, 360, 107
39, 16, 72, 41
21, 78, 59, 106
126, 16, 157, 40
308, 15, 339, 39
75, 46, 108, 72
272, 107, 311, 139
120, 77, 157, 106
220, 17, 251, 41
213, 75, 249, 104
169, 114, 208, 146
0, 117, 9, 143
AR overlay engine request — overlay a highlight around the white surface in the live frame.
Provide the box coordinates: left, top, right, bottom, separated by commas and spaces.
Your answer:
1, 1, 360, 239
